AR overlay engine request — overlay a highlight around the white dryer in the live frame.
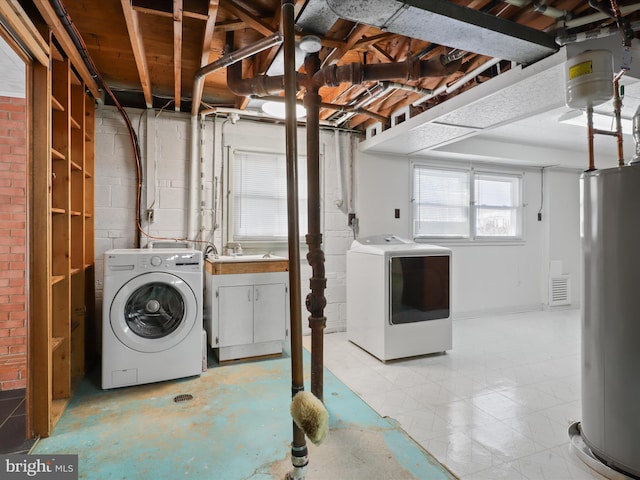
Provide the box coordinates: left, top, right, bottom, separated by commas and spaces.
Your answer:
347, 235, 452, 361
102, 248, 204, 389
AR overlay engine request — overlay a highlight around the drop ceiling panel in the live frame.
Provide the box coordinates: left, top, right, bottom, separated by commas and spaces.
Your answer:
359, 49, 568, 156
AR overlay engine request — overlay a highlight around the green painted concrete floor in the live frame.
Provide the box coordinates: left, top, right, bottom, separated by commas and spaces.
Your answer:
33, 351, 456, 480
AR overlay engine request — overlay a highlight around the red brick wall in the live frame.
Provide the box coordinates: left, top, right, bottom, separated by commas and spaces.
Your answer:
0, 96, 27, 391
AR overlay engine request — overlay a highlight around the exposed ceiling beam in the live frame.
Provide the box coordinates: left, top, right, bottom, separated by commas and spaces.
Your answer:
0, 0, 49, 66
120, 0, 152, 108
354, 32, 395, 49
368, 43, 394, 63
132, 0, 208, 20
322, 23, 369, 67
31, 0, 100, 97
192, 0, 219, 115
173, 0, 183, 111
219, 0, 276, 37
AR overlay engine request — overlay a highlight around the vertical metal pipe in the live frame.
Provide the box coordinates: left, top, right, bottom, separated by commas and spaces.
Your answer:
587, 106, 596, 171
304, 52, 327, 402
613, 75, 625, 166
282, 0, 308, 477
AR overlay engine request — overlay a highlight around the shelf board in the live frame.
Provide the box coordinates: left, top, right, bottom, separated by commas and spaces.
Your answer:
84, 263, 92, 270
70, 210, 82, 216
84, 171, 93, 179
51, 207, 66, 215
51, 147, 65, 160
51, 275, 65, 285
70, 160, 82, 171
51, 95, 65, 112
70, 267, 82, 275
70, 116, 81, 130
84, 212, 93, 218
84, 132, 92, 142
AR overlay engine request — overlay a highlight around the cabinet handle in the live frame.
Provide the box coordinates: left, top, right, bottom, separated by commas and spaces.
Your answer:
255, 288, 259, 302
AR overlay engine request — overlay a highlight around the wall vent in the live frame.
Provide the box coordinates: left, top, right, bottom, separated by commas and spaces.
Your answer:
549, 275, 571, 306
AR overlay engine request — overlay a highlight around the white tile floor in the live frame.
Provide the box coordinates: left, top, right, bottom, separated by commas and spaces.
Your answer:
317, 309, 609, 480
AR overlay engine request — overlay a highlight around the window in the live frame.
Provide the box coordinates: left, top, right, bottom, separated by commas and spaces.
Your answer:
230, 150, 307, 242
412, 165, 522, 240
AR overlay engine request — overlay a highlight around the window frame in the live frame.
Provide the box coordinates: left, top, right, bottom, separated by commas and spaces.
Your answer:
227, 148, 313, 249
411, 163, 525, 244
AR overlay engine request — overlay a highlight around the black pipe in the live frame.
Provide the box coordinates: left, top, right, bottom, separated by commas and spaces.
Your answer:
304, 52, 327, 402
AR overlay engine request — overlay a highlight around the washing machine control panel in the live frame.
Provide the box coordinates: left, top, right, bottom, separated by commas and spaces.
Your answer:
139, 251, 202, 272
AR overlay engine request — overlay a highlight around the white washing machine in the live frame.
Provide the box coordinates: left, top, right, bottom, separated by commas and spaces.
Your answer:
347, 235, 452, 361
102, 248, 204, 389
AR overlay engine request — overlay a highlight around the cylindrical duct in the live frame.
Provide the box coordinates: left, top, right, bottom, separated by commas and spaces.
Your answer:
565, 50, 613, 109
581, 166, 640, 478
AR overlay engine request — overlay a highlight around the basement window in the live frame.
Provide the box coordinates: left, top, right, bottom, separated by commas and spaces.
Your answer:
229, 150, 308, 243
412, 165, 523, 241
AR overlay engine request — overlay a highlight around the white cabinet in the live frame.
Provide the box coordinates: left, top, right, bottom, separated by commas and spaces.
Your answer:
205, 261, 289, 362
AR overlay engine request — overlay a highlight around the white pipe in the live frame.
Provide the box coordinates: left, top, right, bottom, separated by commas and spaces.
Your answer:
445, 57, 502, 94
563, 3, 640, 30
334, 130, 348, 213
412, 84, 447, 107
411, 57, 501, 107
187, 115, 199, 244
198, 115, 207, 243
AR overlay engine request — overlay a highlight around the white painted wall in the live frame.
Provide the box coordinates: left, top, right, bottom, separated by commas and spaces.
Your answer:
94, 105, 581, 337
543, 169, 582, 307
353, 151, 580, 318
94, 106, 353, 335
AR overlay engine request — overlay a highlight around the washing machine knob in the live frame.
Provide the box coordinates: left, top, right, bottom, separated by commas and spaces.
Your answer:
150, 256, 162, 267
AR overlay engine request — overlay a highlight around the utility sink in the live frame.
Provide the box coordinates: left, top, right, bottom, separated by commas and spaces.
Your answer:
205, 255, 288, 275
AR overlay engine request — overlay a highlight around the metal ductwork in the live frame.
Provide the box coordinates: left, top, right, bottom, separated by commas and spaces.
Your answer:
326, 0, 559, 65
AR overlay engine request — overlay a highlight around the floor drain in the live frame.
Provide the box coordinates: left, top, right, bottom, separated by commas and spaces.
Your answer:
173, 394, 194, 403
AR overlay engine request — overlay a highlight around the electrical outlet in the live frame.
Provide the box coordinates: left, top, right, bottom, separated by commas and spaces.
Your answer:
538, 212, 542, 221
394, 208, 400, 219
348, 213, 357, 226
147, 209, 155, 223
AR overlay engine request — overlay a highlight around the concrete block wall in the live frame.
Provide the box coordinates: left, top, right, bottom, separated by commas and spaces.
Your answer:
0, 96, 27, 390
94, 106, 354, 335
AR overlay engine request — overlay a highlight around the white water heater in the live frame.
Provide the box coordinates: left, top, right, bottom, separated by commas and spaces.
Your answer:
581, 166, 640, 478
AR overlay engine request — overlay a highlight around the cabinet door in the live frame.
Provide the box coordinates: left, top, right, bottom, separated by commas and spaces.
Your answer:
218, 285, 253, 347
254, 283, 287, 343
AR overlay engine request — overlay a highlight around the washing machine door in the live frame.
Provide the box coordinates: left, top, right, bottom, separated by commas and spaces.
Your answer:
110, 272, 197, 353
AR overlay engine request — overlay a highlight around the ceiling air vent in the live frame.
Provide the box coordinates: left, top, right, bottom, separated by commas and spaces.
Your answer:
549, 275, 571, 307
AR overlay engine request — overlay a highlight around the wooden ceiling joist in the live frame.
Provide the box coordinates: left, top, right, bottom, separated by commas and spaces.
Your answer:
191, 0, 220, 115
174, 0, 183, 111
32, 0, 100, 98
322, 23, 369, 67
219, 0, 276, 38
0, 0, 49, 66
132, 0, 209, 20
120, 0, 152, 108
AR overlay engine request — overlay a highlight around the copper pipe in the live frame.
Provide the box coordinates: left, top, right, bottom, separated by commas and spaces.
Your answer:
304, 52, 327, 402
613, 76, 625, 166
587, 106, 596, 171
282, 0, 308, 473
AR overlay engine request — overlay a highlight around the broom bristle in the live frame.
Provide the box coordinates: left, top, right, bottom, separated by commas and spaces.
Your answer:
290, 391, 329, 445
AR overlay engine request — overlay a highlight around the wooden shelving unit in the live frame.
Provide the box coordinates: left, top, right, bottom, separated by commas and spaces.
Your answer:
41, 36, 95, 432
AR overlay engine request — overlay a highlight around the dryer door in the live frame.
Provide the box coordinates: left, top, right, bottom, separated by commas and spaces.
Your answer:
110, 272, 198, 353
